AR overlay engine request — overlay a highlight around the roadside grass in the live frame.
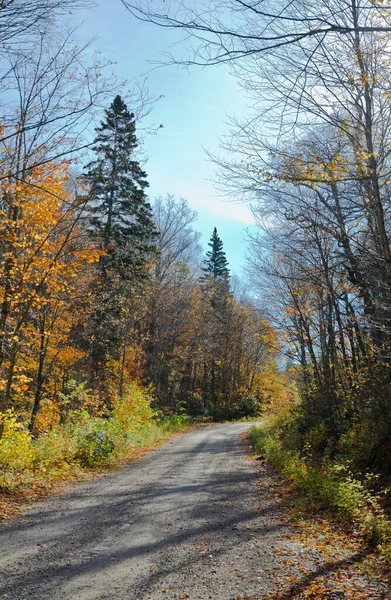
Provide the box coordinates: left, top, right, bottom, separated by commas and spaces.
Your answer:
0, 393, 203, 520
248, 421, 391, 566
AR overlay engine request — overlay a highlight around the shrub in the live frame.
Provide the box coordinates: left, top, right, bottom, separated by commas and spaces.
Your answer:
249, 422, 391, 563
74, 430, 116, 467
0, 411, 34, 472
33, 430, 75, 470
0, 384, 196, 496
158, 413, 191, 429
112, 383, 154, 428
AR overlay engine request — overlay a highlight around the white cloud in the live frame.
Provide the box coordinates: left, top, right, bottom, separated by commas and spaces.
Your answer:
149, 178, 255, 225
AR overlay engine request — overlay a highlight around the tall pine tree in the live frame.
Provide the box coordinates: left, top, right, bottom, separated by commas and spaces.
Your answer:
81, 96, 158, 394
200, 227, 231, 419
85, 94, 157, 278
201, 227, 230, 280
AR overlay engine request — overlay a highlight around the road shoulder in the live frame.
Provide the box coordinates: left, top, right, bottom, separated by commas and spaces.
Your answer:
243, 432, 391, 599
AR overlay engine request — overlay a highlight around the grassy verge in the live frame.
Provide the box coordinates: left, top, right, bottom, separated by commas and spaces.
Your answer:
0, 389, 204, 519
248, 421, 391, 565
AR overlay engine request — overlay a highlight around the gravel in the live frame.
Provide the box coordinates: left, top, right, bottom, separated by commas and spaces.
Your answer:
1, 422, 385, 600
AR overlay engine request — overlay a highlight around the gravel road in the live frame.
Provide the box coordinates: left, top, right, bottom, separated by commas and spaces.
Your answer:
0, 423, 298, 599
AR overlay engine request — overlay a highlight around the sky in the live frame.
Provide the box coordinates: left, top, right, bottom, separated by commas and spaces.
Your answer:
74, 1, 255, 276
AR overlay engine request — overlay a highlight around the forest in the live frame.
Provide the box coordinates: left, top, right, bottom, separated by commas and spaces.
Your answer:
2, 0, 391, 558
0, 0, 285, 498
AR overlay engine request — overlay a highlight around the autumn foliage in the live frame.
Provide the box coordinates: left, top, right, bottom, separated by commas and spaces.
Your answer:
0, 97, 279, 502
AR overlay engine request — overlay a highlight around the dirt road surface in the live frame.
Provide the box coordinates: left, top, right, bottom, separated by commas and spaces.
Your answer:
1, 422, 287, 599
1, 421, 375, 600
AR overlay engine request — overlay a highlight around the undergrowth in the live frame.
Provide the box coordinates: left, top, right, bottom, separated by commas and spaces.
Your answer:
0, 383, 198, 505
249, 421, 391, 564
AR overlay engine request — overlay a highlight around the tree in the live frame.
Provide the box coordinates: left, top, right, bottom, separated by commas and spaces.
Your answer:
85, 94, 157, 277
143, 195, 202, 408
152, 194, 202, 282
0, 0, 92, 46
0, 26, 117, 186
82, 95, 158, 394
123, 0, 391, 65
202, 227, 230, 280
203, 0, 391, 348
0, 157, 101, 413
199, 228, 230, 418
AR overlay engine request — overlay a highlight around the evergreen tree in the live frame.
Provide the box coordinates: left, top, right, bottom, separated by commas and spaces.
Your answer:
85, 94, 157, 278
200, 227, 231, 419
81, 96, 158, 394
201, 227, 230, 280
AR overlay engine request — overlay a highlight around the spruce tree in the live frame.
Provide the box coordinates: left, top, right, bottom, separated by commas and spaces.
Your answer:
202, 227, 230, 280
85, 94, 157, 278
200, 228, 231, 420
82, 96, 158, 390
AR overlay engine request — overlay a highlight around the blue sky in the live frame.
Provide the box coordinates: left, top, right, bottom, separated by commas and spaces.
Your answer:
75, 1, 254, 276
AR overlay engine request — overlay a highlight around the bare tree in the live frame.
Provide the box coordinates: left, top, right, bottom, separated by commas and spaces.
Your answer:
0, 27, 118, 183
122, 0, 391, 65
0, 0, 94, 45
152, 194, 202, 281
